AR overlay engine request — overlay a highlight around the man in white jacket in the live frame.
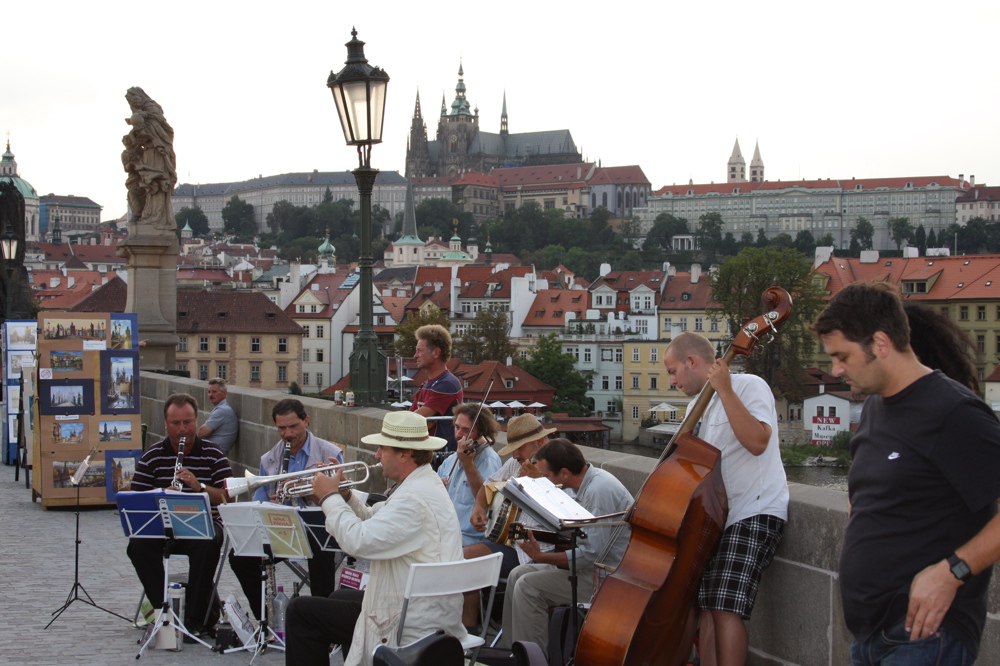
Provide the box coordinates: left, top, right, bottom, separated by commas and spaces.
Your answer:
285, 411, 466, 666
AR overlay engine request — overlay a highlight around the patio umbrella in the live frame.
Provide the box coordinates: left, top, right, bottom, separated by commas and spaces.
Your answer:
401, 400, 413, 407
649, 402, 676, 412
489, 401, 508, 409
507, 400, 526, 409
527, 402, 547, 408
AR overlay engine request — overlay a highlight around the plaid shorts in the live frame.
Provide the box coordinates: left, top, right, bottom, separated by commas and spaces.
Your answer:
698, 514, 785, 619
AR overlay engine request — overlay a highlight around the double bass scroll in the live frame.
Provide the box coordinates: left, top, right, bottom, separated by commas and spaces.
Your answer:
575, 286, 793, 666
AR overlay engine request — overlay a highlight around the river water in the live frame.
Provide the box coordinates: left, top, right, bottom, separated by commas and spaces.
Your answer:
607, 443, 849, 492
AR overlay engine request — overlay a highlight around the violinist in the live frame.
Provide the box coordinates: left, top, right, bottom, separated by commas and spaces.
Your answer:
663, 332, 787, 666
437, 402, 503, 547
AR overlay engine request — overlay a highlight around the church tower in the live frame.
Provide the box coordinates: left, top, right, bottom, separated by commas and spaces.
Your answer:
500, 91, 509, 137
404, 91, 431, 178
749, 141, 765, 182
436, 62, 480, 177
727, 138, 746, 183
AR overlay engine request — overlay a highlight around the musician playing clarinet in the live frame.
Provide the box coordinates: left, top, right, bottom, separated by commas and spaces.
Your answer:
229, 398, 344, 620
127, 393, 232, 640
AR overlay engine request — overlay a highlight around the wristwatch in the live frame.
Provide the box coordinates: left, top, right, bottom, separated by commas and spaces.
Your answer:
200, 482, 208, 492
947, 554, 972, 582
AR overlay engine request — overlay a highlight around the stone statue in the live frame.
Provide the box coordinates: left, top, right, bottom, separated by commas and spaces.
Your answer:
122, 87, 177, 233
117, 87, 179, 371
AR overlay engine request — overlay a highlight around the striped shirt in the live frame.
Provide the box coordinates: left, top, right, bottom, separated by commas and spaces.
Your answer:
132, 437, 232, 523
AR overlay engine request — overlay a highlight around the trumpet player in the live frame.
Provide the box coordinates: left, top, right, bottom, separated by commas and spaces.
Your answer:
127, 393, 232, 641
229, 399, 344, 620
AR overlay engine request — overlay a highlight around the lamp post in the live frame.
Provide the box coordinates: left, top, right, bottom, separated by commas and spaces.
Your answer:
328, 28, 389, 406
1, 220, 18, 321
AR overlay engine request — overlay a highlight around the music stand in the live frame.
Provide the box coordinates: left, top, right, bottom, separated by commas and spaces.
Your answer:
45, 448, 131, 629
499, 478, 627, 665
219, 502, 312, 662
117, 489, 215, 657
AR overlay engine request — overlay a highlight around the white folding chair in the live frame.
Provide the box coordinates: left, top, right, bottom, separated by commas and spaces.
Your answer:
397, 552, 503, 665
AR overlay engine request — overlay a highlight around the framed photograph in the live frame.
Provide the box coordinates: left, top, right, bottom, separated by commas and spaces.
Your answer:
100, 350, 140, 414
7, 351, 35, 379
110, 314, 138, 350
98, 419, 136, 443
51, 458, 106, 490
50, 420, 86, 446
41, 315, 107, 342
38, 379, 95, 416
105, 448, 142, 502
5, 385, 20, 416
49, 350, 85, 372
4, 321, 37, 350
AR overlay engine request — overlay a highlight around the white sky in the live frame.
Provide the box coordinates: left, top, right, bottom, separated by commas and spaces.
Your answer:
4, 0, 998, 222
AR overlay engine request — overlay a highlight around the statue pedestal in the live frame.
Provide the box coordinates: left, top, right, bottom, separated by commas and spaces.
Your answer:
117, 235, 178, 372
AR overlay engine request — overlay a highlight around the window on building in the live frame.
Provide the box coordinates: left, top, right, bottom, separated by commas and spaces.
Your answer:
615, 348, 623, 363
829, 406, 837, 417
615, 376, 623, 390
217, 363, 227, 380
303, 326, 310, 338
250, 364, 261, 382
217, 337, 227, 353
632, 376, 640, 389
302, 349, 310, 362
710, 319, 719, 332
650, 348, 658, 363
650, 376, 658, 390
977, 335, 985, 354
316, 372, 324, 387
277, 365, 287, 382
310, 305, 318, 313
960, 306, 969, 320
662, 317, 672, 331
632, 347, 640, 362
602, 376, 609, 390
631, 405, 639, 419
679, 318, 688, 331
178, 337, 188, 352
199, 336, 209, 352
695, 317, 704, 332
302, 371, 310, 385
278, 337, 288, 353
297, 305, 305, 313
817, 406, 825, 417
316, 349, 324, 362
544, 199, 555, 210
251, 337, 261, 353
199, 364, 209, 380
505, 380, 514, 389
584, 348, 592, 363
316, 325, 325, 338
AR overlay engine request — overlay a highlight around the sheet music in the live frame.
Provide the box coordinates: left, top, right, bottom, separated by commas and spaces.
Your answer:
504, 476, 595, 527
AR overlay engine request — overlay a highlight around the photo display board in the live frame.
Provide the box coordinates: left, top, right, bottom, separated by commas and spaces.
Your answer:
32, 313, 141, 508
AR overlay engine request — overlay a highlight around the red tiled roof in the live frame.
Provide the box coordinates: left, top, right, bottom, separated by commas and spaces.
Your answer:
69, 276, 128, 312
658, 272, 715, 309
454, 172, 499, 187
284, 272, 358, 319
495, 163, 593, 187
587, 165, 649, 186
653, 175, 966, 197
956, 185, 1000, 204
452, 360, 555, 398
522, 289, 590, 328
591, 270, 665, 293
177, 290, 303, 334
812, 253, 1000, 301
70, 243, 125, 263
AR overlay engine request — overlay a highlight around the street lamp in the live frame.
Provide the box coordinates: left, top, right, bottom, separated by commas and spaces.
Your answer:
328, 28, 389, 405
1, 220, 18, 321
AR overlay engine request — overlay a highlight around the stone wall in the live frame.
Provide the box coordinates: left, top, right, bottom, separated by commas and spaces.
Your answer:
140, 371, 1000, 666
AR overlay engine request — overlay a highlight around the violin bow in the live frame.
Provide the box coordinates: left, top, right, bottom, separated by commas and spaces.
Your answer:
447, 379, 495, 485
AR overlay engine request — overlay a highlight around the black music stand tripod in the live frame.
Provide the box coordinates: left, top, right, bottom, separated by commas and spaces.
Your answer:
45, 451, 130, 629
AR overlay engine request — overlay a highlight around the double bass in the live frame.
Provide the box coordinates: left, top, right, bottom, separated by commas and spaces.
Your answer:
575, 287, 793, 666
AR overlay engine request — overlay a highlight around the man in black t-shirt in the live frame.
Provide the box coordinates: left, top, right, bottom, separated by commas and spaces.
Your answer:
812, 282, 1000, 665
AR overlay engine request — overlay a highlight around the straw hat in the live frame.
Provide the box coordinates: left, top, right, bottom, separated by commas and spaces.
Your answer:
498, 414, 556, 456
361, 411, 447, 450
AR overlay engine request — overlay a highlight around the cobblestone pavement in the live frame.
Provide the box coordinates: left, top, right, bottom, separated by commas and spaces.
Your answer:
0, 463, 343, 666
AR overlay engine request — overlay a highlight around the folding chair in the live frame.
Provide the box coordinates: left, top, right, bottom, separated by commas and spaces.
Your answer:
397, 552, 503, 665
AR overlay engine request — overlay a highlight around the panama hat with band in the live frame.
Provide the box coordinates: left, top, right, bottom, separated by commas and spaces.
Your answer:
361, 411, 448, 450
498, 414, 556, 456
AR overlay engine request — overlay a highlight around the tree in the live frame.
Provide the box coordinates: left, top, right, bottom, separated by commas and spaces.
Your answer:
816, 233, 835, 247
850, 217, 874, 251
914, 225, 927, 255
694, 212, 724, 262
927, 228, 938, 249
888, 216, 913, 251
520, 333, 592, 416
618, 249, 643, 271
755, 227, 769, 248
769, 232, 794, 249
709, 246, 827, 402
174, 206, 210, 238
739, 231, 755, 249
221, 196, 256, 239
794, 230, 815, 255
643, 213, 689, 252
617, 216, 642, 250
720, 232, 739, 257
391, 308, 450, 358
452, 308, 518, 365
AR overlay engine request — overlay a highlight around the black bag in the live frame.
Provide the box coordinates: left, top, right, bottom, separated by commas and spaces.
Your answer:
547, 605, 587, 666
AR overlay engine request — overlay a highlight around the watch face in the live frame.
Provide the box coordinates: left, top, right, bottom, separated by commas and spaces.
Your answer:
950, 556, 972, 581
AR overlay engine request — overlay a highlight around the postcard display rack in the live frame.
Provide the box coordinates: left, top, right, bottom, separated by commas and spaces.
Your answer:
32, 312, 142, 509
2, 320, 37, 465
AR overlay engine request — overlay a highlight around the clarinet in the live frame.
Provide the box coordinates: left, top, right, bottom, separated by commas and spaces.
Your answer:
172, 437, 186, 490
280, 441, 292, 475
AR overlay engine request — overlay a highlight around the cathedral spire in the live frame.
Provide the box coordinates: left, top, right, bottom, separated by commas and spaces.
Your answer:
727, 137, 746, 183
749, 140, 765, 182
501, 90, 508, 136
449, 60, 472, 116
413, 90, 422, 120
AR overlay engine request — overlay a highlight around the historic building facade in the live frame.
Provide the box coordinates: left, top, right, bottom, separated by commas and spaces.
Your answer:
404, 64, 582, 178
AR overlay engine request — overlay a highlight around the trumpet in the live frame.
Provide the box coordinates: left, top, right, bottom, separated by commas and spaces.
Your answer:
224, 461, 380, 502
